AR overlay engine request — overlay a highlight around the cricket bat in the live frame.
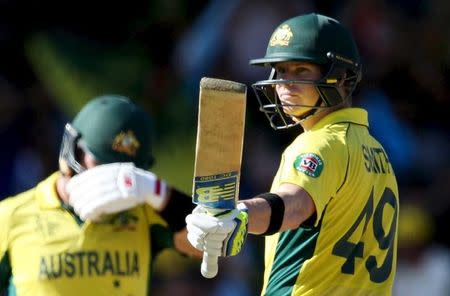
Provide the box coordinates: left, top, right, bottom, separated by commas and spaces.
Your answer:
192, 77, 247, 278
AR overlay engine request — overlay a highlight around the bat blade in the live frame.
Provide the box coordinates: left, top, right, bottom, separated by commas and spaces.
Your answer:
192, 77, 247, 278
193, 77, 247, 209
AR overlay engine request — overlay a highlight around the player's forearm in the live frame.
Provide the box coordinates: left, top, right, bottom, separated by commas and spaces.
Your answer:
241, 185, 316, 235
240, 197, 271, 234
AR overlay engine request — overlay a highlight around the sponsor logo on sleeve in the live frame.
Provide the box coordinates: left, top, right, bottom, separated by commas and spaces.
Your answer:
293, 153, 323, 178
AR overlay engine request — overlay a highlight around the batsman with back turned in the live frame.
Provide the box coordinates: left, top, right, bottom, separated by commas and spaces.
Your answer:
186, 13, 399, 296
0, 95, 201, 295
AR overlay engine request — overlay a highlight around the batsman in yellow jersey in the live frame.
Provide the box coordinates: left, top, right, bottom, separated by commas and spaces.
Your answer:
186, 13, 399, 295
0, 95, 200, 295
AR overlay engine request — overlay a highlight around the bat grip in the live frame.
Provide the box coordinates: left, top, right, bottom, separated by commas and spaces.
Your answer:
201, 252, 219, 278
200, 207, 227, 279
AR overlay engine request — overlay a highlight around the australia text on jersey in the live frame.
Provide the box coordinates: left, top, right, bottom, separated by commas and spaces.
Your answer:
39, 250, 139, 279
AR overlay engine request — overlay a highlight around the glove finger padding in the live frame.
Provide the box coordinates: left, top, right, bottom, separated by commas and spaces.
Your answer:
187, 231, 205, 251
67, 163, 121, 193
186, 214, 213, 251
67, 164, 122, 206
70, 185, 117, 215
185, 212, 223, 233
69, 179, 125, 221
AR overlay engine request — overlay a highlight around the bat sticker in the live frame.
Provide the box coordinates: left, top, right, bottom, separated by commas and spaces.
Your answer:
193, 171, 239, 209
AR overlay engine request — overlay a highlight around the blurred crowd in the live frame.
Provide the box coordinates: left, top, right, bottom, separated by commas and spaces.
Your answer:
1, 0, 449, 295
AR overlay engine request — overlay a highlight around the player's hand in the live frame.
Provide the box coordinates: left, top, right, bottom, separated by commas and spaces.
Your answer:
67, 162, 168, 221
185, 204, 248, 257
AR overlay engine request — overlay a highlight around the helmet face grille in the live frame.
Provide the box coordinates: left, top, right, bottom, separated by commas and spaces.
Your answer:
252, 83, 298, 130
251, 54, 361, 130
58, 123, 87, 175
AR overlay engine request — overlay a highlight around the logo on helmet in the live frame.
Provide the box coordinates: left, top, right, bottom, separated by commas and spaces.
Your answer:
112, 130, 140, 157
269, 24, 293, 47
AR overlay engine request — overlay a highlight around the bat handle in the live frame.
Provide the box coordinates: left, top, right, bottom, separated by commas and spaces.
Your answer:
201, 251, 219, 278
200, 207, 226, 278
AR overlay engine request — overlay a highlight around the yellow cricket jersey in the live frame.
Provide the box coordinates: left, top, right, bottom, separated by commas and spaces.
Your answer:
261, 108, 399, 296
0, 172, 174, 296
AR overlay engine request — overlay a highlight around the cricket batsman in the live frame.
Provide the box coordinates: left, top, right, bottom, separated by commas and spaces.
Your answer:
185, 13, 400, 295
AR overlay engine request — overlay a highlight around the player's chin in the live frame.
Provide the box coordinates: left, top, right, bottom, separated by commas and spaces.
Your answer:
284, 109, 314, 123
283, 107, 307, 117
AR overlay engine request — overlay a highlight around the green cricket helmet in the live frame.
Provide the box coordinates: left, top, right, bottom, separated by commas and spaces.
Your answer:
250, 13, 362, 129
59, 94, 155, 176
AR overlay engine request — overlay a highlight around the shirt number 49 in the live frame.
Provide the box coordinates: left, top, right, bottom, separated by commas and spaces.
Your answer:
332, 187, 398, 283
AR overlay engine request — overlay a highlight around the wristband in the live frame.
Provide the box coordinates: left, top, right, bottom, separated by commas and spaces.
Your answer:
258, 193, 285, 236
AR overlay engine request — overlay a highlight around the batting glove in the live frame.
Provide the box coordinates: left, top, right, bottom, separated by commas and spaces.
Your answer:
66, 162, 168, 221
185, 204, 248, 257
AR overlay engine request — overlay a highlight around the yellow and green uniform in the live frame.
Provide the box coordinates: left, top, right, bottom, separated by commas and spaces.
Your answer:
262, 108, 399, 296
0, 172, 174, 296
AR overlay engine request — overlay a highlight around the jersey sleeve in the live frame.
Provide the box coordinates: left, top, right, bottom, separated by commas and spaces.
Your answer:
277, 131, 348, 226
143, 203, 169, 228
143, 204, 174, 253
0, 198, 13, 292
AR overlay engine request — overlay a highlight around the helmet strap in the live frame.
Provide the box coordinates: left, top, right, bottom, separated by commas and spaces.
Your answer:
294, 96, 323, 121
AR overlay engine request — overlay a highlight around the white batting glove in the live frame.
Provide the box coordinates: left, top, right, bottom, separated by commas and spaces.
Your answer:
66, 162, 168, 221
185, 204, 248, 257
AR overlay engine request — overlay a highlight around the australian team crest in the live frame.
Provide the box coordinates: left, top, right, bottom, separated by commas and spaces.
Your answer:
294, 153, 323, 178
112, 130, 140, 157
109, 212, 138, 232
269, 24, 293, 46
